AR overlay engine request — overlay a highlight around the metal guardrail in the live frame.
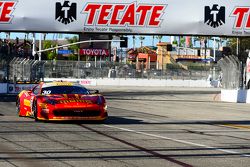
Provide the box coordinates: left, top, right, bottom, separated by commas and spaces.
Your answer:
6, 58, 222, 83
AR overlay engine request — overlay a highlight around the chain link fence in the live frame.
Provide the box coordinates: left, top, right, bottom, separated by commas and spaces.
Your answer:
8, 58, 45, 82
218, 55, 241, 89
6, 58, 222, 83
0, 59, 7, 82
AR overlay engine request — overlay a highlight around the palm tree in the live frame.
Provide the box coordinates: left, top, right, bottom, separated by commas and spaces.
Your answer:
132, 35, 136, 49
152, 35, 155, 46
179, 36, 185, 47
66, 36, 79, 53
156, 35, 163, 43
139, 36, 145, 48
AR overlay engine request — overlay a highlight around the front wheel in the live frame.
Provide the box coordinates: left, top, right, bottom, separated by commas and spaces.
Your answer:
247, 80, 250, 89
32, 100, 38, 121
16, 99, 21, 116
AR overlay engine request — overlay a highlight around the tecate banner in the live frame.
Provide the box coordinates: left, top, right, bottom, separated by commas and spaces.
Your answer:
0, 0, 250, 36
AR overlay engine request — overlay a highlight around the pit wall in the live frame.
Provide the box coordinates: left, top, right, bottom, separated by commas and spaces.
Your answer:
0, 83, 37, 94
0, 78, 214, 94
221, 89, 250, 103
45, 78, 212, 88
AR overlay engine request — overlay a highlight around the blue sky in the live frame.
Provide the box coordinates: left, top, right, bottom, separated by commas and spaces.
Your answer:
0, 32, 170, 48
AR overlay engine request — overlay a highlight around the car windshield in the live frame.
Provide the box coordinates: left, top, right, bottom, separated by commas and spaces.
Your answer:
41, 86, 90, 95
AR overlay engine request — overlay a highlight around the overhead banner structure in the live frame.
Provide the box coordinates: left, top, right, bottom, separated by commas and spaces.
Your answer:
0, 0, 250, 36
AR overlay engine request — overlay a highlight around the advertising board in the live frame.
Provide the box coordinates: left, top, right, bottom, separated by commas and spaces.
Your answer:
0, 0, 249, 36
8, 84, 37, 94
79, 49, 109, 56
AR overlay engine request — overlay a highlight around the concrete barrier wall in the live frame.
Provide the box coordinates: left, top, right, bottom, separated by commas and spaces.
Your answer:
0, 78, 213, 94
221, 89, 250, 103
0, 83, 7, 93
44, 78, 212, 88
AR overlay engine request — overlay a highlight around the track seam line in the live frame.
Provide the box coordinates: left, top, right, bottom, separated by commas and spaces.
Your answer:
79, 124, 193, 167
104, 125, 250, 157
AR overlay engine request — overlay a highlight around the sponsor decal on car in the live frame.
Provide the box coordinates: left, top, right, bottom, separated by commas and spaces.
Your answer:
48, 82, 74, 86
58, 99, 93, 104
39, 103, 48, 109
24, 99, 30, 107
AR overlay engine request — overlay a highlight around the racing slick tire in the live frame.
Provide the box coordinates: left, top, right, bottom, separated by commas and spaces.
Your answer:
16, 98, 21, 116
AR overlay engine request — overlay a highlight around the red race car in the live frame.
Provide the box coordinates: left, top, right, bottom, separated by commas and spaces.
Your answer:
16, 81, 108, 122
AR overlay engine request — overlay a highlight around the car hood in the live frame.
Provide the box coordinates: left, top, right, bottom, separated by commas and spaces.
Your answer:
41, 94, 104, 104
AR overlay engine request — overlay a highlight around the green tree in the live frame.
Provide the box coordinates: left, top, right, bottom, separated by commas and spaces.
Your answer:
228, 38, 250, 55
66, 36, 79, 53
66, 36, 79, 60
172, 40, 178, 45
156, 35, 163, 43
139, 36, 145, 47
47, 52, 56, 60
179, 36, 185, 47
228, 38, 250, 61
43, 40, 56, 60
68, 54, 78, 61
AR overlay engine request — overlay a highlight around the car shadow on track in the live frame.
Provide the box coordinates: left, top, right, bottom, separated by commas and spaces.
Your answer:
34, 117, 250, 126
36, 116, 144, 125
0, 94, 17, 102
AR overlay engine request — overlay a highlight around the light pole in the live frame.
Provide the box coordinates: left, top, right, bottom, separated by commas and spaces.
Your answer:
213, 37, 216, 61
32, 33, 36, 60
204, 37, 207, 64
133, 35, 135, 49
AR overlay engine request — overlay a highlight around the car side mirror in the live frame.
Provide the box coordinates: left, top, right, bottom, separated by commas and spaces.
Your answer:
89, 90, 99, 94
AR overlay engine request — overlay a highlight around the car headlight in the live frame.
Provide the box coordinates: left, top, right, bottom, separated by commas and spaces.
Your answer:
104, 104, 108, 110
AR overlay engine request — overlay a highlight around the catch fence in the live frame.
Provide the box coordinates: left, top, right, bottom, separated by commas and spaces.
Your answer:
218, 55, 241, 89
6, 58, 221, 83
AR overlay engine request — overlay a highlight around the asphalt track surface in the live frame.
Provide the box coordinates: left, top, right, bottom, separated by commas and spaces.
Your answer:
0, 87, 250, 167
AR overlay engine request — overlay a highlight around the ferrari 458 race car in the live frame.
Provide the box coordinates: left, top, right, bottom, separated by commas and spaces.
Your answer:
16, 81, 108, 122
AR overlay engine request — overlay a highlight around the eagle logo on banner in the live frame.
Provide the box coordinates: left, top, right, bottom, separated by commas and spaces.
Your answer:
204, 4, 225, 28
55, 1, 77, 25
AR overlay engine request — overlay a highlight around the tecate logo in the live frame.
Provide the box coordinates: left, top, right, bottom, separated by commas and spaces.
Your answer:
0, 0, 17, 23
204, 4, 225, 28
82, 2, 166, 27
231, 7, 250, 29
55, 1, 77, 25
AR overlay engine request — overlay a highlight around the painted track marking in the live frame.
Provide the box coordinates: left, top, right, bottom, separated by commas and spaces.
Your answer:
104, 125, 250, 157
222, 124, 250, 130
